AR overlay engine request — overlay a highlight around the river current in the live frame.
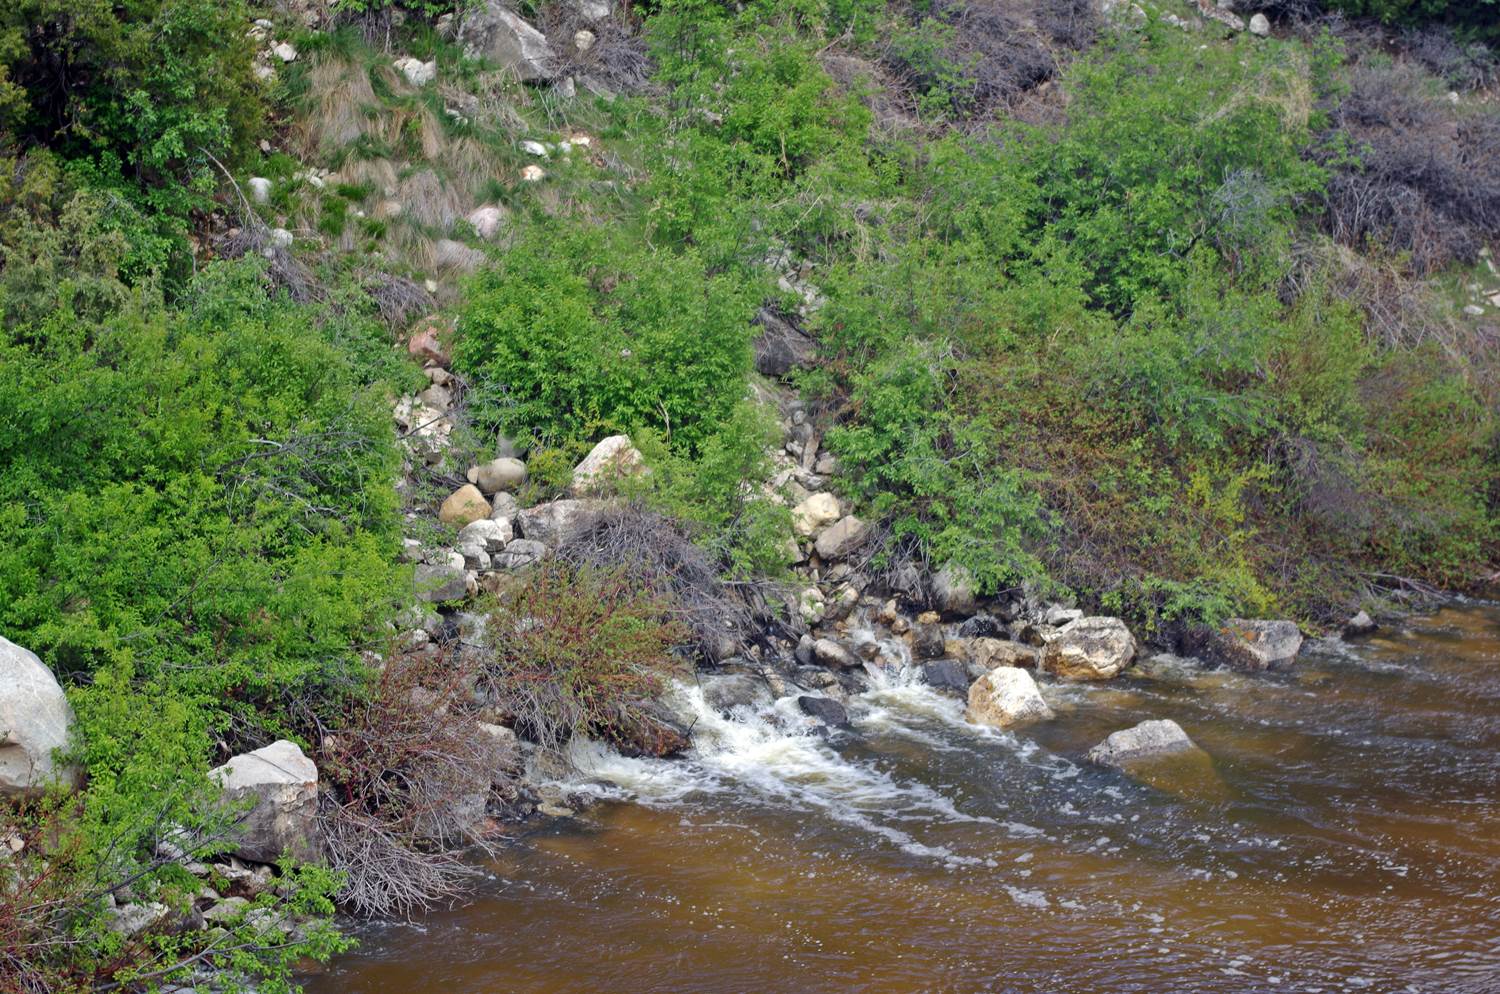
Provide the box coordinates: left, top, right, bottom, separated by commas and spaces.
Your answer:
307, 603, 1500, 994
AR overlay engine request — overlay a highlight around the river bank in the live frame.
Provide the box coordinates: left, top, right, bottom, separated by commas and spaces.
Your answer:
305, 603, 1500, 994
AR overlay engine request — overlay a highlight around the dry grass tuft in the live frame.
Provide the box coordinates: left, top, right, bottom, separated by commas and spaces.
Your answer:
297, 56, 378, 155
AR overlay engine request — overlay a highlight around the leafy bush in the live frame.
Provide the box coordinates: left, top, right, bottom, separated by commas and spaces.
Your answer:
0, 0, 263, 268
0, 200, 406, 983
455, 223, 760, 454
625, 400, 795, 579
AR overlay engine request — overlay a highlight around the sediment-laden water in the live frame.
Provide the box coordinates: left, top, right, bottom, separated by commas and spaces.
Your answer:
307, 604, 1500, 994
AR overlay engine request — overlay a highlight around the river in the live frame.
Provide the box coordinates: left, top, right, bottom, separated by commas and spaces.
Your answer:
306, 603, 1500, 993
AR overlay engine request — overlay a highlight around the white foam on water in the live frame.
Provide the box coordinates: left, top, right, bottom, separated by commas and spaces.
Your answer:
557, 680, 998, 867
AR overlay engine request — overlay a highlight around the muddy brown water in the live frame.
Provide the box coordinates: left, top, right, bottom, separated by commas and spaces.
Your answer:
306, 604, 1500, 994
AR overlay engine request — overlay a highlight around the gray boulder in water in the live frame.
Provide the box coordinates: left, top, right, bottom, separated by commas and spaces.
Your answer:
921, 659, 970, 695
966, 667, 1053, 728
700, 674, 772, 713
1186, 619, 1302, 671
797, 695, 849, 728
1087, 719, 1198, 768
1041, 616, 1136, 681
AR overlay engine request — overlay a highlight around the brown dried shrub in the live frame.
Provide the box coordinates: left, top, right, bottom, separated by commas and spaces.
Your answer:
541, 4, 656, 95
553, 504, 759, 662
883, 0, 1059, 122
1318, 58, 1500, 275
480, 562, 689, 754
318, 648, 505, 918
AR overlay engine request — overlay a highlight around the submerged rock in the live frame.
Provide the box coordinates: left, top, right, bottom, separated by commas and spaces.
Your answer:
912, 620, 946, 661
966, 667, 1053, 728
700, 674, 771, 713
1344, 611, 1377, 638
1186, 619, 1302, 671
1042, 616, 1136, 681
1087, 719, 1198, 768
813, 638, 861, 670
921, 659, 970, 695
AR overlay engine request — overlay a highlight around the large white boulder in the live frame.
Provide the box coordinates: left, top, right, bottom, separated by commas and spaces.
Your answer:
459, 3, 555, 81
466, 204, 508, 240
966, 667, 1053, 728
571, 435, 644, 494
394, 56, 437, 86
209, 740, 321, 863
0, 637, 80, 796
791, 492, 840, 537
458, 517, 514, 554
516, 498, 601, 548
1042, 616, 1136, 681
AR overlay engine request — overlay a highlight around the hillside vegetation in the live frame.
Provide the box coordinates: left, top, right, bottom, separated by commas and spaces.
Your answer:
1, 0, 1496, 989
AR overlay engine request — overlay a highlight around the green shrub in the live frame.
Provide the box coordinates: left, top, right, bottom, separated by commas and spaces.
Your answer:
0, 202, 406, 986
1, 0, 263, 271
455, 223, 761, 454
627, 400, 795, 579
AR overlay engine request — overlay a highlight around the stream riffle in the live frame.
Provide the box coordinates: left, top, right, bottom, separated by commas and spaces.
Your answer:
306, 604, 1500, 994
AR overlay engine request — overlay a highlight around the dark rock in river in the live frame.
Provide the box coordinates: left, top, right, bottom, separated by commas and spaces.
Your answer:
921, 659, 971, 695
1185, 619, 1303, 671
912, 621, 946, 660
958, 614, 1006, 639
610, 703, 691, 758
700, 674, 772, 713
797, 695, 849, 728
